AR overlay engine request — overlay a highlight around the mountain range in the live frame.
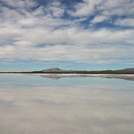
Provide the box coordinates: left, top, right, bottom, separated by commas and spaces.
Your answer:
31, 67, 134, 74
119, 68, 134, 71
1, 67, 134, 74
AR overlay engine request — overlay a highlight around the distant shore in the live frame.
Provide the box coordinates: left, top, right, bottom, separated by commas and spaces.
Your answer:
1, 71, 134, 74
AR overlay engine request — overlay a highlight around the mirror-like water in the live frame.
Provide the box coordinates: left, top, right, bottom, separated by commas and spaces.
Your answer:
0, 74, 134, 134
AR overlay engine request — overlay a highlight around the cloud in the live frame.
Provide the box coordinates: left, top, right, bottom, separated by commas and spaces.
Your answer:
1, 42, 134, 65
0, 0, 134, 65
68, 0, 134, 17
68, 0, 103, 17
115, 18, 134, 27
99, 0, 134, 16
91, 16, 107, 24
1, 0, 38, 9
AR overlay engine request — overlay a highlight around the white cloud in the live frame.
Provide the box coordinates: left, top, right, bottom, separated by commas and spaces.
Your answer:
1, 0, 38, 9
1, 0, 134, 46
115, 18, 134, 27
68, 0, 134, 17
99, 0, 134, 16
50, 6, 65, 17
1, 43, 134, 64
68, 0, 134, 23
68, 0, 103, 17
0, 0, 134, 65
91, 16, 107, 24
32, 6, 45, 16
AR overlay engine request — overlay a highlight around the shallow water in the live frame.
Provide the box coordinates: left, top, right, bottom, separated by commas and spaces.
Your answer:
0, 74, 134, 134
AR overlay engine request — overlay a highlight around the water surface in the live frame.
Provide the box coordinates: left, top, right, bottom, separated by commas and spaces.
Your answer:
0, 74, 134, 134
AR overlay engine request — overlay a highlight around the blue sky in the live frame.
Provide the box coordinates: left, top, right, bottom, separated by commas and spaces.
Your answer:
0, 0, 134, 71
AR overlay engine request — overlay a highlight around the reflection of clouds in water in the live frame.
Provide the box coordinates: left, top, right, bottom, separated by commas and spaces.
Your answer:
0, 99, 16, 110
0, 79, 134, 134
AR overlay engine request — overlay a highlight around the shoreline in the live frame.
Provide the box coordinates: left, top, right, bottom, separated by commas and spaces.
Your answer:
1, 72, 134, 75
0, 72, 134, 76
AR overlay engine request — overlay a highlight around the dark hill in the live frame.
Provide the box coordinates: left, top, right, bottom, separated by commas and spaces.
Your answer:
42, 68, 62, 72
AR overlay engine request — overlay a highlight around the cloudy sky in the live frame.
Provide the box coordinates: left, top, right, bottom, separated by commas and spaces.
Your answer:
0, 0, 134, 71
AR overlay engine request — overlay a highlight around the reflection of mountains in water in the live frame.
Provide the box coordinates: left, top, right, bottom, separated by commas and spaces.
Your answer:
40, 74, 88, 80
38, 74, 134, 81
41, 75, 61, 80
101, 75, 134, 81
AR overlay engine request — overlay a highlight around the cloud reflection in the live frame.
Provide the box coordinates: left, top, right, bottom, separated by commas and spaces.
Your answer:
0, 75, 134, 134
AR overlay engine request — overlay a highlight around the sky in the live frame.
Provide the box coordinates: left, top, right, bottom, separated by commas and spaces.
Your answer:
0, 0, 134, 72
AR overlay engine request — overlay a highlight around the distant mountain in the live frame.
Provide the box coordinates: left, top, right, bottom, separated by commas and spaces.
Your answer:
121, 68, 134, 71
41, 67, 134, 72
114, 68, 134, 73
42, 68, 63, 72
31, 67, 134, 74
